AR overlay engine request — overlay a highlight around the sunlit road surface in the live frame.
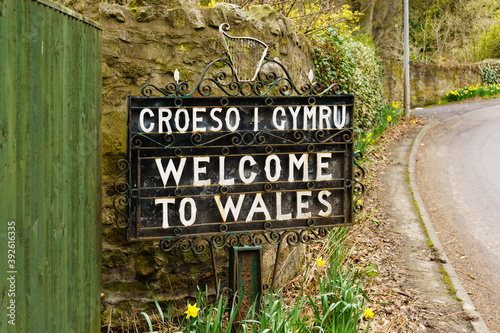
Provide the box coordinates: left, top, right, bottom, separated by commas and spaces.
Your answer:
414, 99, 500, 330
415, 102, 500, 271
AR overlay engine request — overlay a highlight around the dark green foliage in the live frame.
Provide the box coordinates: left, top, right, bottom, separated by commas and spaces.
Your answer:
312, 31, 386, 134
481, 62, 500, 85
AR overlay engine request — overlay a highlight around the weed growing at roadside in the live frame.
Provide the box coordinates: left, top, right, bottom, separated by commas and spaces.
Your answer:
355, 102, 404, 154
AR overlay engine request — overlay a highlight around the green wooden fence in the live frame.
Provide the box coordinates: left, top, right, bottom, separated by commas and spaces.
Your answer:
0, 0, 102, 331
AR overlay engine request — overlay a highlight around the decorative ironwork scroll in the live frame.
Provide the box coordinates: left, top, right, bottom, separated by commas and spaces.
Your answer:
113, 24, 364, 255
117, 94, 357, 242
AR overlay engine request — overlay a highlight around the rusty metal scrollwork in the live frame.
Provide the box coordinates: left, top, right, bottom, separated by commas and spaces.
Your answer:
113, 159, 130, 228
353, 152, 366, 215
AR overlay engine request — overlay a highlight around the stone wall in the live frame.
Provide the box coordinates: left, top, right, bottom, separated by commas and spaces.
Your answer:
381, 60, 483, 107
57, 0, 314, 328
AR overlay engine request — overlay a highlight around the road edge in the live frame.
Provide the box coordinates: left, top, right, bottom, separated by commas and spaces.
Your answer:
408, 120, 490, 333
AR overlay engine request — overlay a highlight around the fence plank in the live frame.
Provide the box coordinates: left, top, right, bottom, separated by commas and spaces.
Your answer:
0, 1, 102, 331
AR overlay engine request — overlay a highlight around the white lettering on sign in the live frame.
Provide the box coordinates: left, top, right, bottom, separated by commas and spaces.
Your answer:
303, 106, 317, 130
210, 108, 223, 131
155, 198, 175, 228
239, 156, 257, 184
130, 96, 354, 238
318, 190, 332, 216
153, 153, 338, 187
246, 193, 271, 221
193, 156, 210, 186
225, 107, 240, 131
253, 107, 259, 131
159, 108, 172, 133
288, 106, 301, 130
316, 153, 332, 181
264, 155, 281, 182
272, 107, 286, 130
138, 105, 349, 132
140, 108, 155, 132
215, 195, 245, 222
157, 190, 335, 227
319, 106, 332, 130
179, 198, 197, 226
156, 158, 186, 186
156, 198, 197, 227
296, 191, 312, 218
153, 151, 340, 227
334, 105, 347, 129
193, 107, 206, 132
175, 108, 189, 133
276, 192, 292, 220
218, 156, 234, 185
289, 154, 308, 182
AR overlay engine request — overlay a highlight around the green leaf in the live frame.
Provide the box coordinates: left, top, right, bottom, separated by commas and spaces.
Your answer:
139, 312, 154, 333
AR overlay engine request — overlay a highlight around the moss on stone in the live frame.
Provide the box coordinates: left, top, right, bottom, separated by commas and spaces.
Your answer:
105, 281, 153, 293
439, 264, 457, 296
168, 8, 187, 28
134, 252, 158, 276
105, 226, 128, 245
102, 249, 128, 268
129, 7, 140, 19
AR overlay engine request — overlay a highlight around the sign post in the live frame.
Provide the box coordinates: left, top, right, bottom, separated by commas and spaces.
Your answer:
114, 24, 365, 319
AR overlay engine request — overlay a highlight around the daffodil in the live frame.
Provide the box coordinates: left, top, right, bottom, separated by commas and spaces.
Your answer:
314, 258, 326, 268
363, 308, 375, 319
387, 115, 392, 122
185, 302, 200, 319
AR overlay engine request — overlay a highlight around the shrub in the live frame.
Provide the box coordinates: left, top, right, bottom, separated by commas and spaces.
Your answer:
312, 31, 385, 134
480, 61, 500, 85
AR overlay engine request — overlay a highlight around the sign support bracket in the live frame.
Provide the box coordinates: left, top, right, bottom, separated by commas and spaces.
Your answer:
210, 245, 220, 290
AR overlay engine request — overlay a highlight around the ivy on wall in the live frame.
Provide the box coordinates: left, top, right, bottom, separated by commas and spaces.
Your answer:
480, 61, 500, 85
313, 30, 385, 134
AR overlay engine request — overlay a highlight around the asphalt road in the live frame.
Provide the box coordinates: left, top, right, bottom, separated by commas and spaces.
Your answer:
413, 99, 500, 331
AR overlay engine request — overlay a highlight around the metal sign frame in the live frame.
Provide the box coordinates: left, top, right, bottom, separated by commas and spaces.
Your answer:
114, 25, 365, 291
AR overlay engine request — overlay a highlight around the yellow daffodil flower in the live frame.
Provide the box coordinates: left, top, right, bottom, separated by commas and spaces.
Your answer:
363, 308, 375, 319
387, 116, 392, 122
185, 302, 200, 319
314, 258, 326, 268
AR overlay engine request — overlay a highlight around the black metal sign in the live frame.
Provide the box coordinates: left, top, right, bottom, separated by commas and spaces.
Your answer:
119, 94, 355, 241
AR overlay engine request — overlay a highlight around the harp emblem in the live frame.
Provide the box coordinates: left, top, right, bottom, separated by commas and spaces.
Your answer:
219, 23, 269, 82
